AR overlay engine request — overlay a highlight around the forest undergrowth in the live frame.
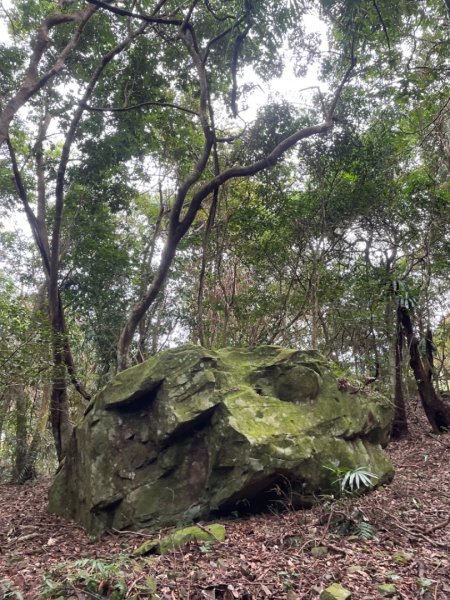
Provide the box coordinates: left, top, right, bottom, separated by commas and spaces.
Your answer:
1, 398, 449, 600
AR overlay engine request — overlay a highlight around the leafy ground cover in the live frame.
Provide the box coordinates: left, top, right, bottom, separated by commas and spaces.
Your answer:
1, 400, 449, 599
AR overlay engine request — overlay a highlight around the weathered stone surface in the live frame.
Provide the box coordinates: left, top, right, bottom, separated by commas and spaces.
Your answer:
48, 345, 394, 535
392, 551, 413, 565
320, 583, 352, 600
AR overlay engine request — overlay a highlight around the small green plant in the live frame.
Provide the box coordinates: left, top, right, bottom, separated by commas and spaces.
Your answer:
40, 557, 132, 599
353, 521, 376, 540
322, 465, 378, 540
340, 467, 378, 492
40, 556, 159, 599
0, 580, 24, 600
325, 465, 379, 494
278, 569, 300, 592
199, 541, 214, 554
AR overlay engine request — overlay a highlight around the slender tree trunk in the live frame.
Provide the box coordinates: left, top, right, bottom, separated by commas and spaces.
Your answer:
137, 191, 166, 361
49, 298, 73, 462
14, 383, 51, 484
391, 311, 408, 438
399, 306, 450, 432
310, 247, 322, 351
0, 387, 13, 449
311, 283, 319, 351
197, 191, 218, 347
11, 384, 28, 482
117, 239, 179, 371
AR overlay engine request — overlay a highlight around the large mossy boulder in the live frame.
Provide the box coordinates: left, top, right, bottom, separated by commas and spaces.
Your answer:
48, 345, 394, 535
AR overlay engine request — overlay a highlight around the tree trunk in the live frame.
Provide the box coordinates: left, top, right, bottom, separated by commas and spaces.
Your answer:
48, 293, 76, 462
0, 387, 12, 450
50, 323, 72, 462
391, 311, 408, 438
11, 384, 28, 482
14, 383, 51, 484
197, 192, 218, 347
399, 306, 450, 432
117, 239, 179, 371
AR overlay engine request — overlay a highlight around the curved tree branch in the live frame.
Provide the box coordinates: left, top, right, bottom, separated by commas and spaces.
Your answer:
116, 59, 356, 370
86, 0, 182, 25
372, 0, 391, 51
7, 138, 51, 277
230, 20, 252, 117
0, 4, 98, 146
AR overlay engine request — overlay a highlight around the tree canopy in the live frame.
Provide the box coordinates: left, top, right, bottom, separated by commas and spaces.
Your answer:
0, 0, 449, 464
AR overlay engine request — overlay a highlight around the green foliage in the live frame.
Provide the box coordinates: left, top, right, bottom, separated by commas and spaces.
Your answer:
0, 275, 51, 392
0, 579, 24, 600
392, 280, 418, 311
41, 558, 127, 599
353, 521, 376, 541
330, 513, 377, 540
40, 557, 158, 599
340, 467, 379, 493
325, 465, 379, 493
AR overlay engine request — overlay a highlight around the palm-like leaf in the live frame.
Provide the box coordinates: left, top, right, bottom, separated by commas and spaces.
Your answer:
341, 467, 378, 492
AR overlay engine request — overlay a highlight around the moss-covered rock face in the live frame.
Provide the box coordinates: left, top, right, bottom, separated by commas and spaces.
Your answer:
48, 345, 394, 535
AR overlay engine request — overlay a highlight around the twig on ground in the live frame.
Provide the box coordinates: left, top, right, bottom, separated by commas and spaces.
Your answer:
424, 514, 450, 535
376, 507, 450, 549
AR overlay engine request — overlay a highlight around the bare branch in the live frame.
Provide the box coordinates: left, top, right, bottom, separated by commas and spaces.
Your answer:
81, 100, 199, 116
203, 20, 243, 64
230, 20, 252, 117
372, 0, 391, 51
7, 138, 51, 277
86, 0, 182, 25
167, 22, 215, 228
216, 131, 245, 143
35, 108, 52, 263
204, 0, 234, 22
326, 54, 357, 118
182, 0, 200, 30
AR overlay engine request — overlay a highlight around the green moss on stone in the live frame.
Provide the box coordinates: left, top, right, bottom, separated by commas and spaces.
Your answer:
132, 523, 226, 556
320, 583, 352, 600
48, 344, 395, 535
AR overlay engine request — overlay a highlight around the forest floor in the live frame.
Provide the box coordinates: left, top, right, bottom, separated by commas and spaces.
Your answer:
1, 399, 450, 600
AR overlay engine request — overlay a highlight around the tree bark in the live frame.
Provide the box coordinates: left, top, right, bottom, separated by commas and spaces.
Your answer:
11, 385, 28, 482
399, 306, 450, 432
391, 311, 408, 438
